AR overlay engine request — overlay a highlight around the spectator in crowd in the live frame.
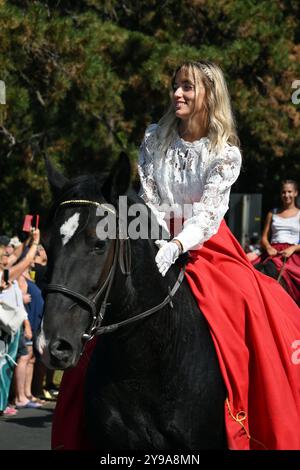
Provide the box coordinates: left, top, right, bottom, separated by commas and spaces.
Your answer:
253, 180, 300, 306
0, 229, 41, 414
0, 245, 20, 416
30, 245, 59, 400
13, 267, 43, 408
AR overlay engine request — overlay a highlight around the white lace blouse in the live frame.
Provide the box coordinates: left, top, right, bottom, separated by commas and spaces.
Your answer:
138, 124, 242, 252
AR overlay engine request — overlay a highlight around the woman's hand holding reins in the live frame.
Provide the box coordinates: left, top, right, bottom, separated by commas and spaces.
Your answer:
155, 240, 181, 277
279, 245, 298, 259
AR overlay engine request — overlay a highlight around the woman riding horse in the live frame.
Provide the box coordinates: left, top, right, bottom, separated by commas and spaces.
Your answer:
39, 60, 300, 450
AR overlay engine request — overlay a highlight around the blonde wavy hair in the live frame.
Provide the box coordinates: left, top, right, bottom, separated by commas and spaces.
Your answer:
156, 60, 240, 155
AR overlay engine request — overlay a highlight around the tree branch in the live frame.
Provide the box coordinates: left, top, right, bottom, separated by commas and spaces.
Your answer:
0, 125, 16, 146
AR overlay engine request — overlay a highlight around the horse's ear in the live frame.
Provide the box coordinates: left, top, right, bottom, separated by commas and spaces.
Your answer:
44, 154, 69, 197
102, 152, 131, 204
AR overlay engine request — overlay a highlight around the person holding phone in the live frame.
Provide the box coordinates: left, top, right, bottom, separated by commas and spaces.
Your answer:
22, 214, 40, 233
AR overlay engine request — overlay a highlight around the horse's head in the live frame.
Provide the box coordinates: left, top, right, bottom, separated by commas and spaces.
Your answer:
37, 153, 131, 369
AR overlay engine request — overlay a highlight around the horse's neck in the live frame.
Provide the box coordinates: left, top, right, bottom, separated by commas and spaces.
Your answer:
109, 238, 181, 334
130, 238, 173, 294
95, 238, 205, 382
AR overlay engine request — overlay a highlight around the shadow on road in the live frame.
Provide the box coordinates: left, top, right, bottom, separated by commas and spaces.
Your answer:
0, 403, 55, 450
5, 408, 54, 428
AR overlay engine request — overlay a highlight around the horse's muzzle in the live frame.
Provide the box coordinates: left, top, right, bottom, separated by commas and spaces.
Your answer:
49, 338, 75, 368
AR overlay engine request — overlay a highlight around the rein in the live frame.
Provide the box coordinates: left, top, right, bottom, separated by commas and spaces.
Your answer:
277, 256, 287, 283
44, 199, 186, 351
92, 268, 185, 336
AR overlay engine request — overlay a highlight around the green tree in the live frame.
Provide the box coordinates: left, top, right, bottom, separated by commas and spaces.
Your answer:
0, 0, 299, 233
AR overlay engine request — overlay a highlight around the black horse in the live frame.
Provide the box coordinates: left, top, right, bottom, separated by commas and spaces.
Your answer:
38, 153, 226, 450
254, 259, 288, 292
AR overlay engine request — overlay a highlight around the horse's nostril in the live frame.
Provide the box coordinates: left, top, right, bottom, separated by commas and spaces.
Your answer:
50, 339, 73, 363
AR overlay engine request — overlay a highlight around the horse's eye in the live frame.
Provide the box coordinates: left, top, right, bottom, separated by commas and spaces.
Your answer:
92, 240, 106, 254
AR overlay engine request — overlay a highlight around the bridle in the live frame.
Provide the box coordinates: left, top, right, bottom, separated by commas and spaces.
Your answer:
44, 199, 186, 352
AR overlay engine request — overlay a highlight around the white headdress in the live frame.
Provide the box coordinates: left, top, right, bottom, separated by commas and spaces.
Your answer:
199, 64, 214, 83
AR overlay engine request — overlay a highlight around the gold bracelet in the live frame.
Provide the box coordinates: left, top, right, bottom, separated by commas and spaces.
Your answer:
32, 242, 39, 246
171, 239, 183, 254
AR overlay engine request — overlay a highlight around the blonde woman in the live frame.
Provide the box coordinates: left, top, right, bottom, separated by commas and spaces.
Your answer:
138, 61, 300, 450
139, 60, 240, 260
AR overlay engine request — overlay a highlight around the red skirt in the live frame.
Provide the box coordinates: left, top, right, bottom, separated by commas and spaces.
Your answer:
253, 243, 300, 307
52, 220, 300, 450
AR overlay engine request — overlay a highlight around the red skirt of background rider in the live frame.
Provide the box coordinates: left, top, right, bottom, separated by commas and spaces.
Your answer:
252, 243, 300, 307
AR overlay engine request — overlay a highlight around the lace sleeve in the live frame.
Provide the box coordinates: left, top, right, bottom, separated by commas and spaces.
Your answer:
138, 125, 169, 235
138, 124, 161, 206
175, 145, 242, 252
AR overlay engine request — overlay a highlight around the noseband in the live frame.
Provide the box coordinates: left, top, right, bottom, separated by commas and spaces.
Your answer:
44, 199, 185, 353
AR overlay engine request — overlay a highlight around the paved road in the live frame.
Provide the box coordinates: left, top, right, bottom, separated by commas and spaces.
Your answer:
0, 402, 55, 450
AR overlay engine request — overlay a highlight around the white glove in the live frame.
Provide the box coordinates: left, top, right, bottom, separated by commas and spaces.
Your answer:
155, 240, 168, 250
155, 240, 180, 277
